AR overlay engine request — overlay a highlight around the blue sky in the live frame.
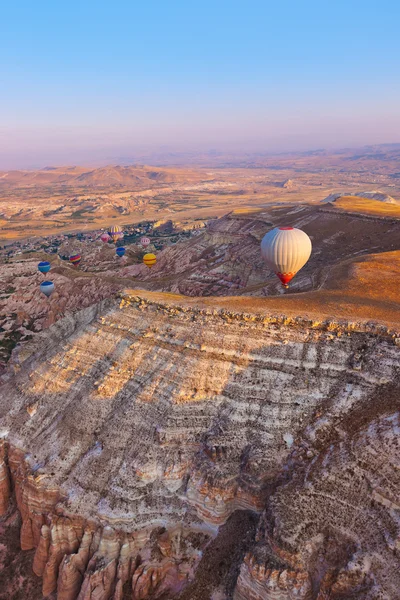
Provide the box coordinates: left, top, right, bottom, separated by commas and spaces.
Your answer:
1, 0, 399, 167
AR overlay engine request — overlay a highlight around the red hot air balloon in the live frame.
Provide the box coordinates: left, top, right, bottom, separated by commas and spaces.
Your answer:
140, 236, 150, 248
100, 233, 110, 243
260, 227, 312, 288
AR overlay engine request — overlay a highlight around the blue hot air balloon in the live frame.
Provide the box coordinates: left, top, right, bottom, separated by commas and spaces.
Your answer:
40, 281, 55, 297
38, 261, 51, 274
116, 247, 126, 257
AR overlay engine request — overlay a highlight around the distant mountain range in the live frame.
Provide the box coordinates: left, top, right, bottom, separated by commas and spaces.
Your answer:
107, 142, 400, 168
0, 165, 204, 189
1, 143, 400, 176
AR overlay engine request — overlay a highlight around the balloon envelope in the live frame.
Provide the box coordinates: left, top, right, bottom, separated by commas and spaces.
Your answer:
69, 254, 81, 266
143, 253, 156, 268
40, 281, 54, 297
100, 233, 110, 243
260, 227, 312, 287
38, 261, 51, 274
140, 236, 150, 248
109, 225, 123, 243
116, 247, 126, 257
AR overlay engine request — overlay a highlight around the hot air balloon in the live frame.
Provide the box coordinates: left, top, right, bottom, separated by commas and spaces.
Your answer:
109, 225, 123, 243
40, 281, 54, 297
143, 253, 156, 268
100, 233, 110, 243
260, 227, 312, 288
140, 236, 150, 248
38, 261, 51, 274
116, 247, 126, 257
69, 253, 81, 267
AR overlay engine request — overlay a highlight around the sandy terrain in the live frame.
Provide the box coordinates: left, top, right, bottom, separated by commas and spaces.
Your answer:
1, 145, 399, 242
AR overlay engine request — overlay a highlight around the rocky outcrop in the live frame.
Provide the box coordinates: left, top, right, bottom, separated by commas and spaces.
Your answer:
321, 190, 399, 204
0, 444, 207, 598
0, 258, 123, 373
281, 179, 295, 189
0, 292, 399, 598
261, 400, 400, 600
154, 219, 175, 234
233, 373, 400, 600
0, 440, 11, 515
234, 548, 312, 600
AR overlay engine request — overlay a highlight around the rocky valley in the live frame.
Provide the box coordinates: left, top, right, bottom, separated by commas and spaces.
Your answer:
2, 201, 400, 376
2, 144, 400, 244
2, 0, 400, 591
1, 155, 400, 599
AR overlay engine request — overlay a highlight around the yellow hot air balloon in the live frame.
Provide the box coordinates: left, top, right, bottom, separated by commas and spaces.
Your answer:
109, 225, 123, 244
143, 253, 156, 268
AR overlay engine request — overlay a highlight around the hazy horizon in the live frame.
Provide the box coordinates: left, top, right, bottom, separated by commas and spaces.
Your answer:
2, 0, 400, 169
1, 140, 400, 172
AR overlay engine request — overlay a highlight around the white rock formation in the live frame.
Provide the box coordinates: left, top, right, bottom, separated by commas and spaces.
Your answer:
321, 191, 399, 204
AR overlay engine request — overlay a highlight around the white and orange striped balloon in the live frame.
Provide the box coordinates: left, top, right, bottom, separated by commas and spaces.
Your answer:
261, 226, 312, 287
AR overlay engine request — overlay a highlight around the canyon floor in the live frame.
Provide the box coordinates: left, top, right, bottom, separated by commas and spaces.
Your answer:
1, 154, 400, 600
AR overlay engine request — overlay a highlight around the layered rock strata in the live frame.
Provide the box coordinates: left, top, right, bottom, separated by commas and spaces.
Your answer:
0, 292, 399, 598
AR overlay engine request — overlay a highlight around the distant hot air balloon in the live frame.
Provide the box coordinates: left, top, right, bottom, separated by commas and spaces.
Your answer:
143, 253, 156, 268
260, 227, 312, 288
38, 261, 51, 274
100, 233, 110, 243
116, 247, 126, 257
69, 253, 81, 267
40, 281, 55, 297
140, 236, 150, 248
109, 225, 123, 243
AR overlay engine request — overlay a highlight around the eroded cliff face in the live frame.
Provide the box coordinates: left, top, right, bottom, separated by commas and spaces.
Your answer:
0, 258, 123, 374
0, 292, 399, 599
